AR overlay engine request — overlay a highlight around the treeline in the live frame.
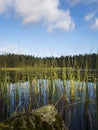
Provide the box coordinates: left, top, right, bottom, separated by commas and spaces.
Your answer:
0, 53, 98, 69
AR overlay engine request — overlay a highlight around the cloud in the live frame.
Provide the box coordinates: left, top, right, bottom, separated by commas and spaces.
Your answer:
0, 0, 75, 32
0, 44, 28, 54
84, 11, 98, 31
84, 12, 95, 21
91, 18, 98, 30
0, 0, 12, 13
14, 0, 75, 32
47, 9, 75, 32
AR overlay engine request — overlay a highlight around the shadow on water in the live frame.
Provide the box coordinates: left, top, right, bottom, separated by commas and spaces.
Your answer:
0, 70, 98, 130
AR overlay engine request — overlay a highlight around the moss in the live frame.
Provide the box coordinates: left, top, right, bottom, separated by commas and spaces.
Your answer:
0, 105, 66, 130
42, 121, 52, 130
34, 115, 41, 124
0, 123, 9, 130
24, 118, 34, 130
32, 105, 57, 124
53, 114, 64, 130
11, 118, 23, 130
55, 114, 62, 125
33, 115, 42, 130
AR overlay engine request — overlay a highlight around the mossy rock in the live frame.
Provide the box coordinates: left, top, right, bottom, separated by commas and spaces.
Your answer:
0, 105, 68, 130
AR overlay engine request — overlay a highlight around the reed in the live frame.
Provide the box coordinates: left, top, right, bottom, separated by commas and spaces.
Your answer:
27, 74, 33, 112
62, 59, 66, 95
96, 81, 98, 130
0, 54, 97, 130
96, 51, 98, 130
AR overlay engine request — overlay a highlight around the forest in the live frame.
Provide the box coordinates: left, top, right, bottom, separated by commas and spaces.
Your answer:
0, 53, 97, 69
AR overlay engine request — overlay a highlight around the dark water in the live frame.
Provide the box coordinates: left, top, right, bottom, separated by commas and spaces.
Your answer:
0, 78, 97, 130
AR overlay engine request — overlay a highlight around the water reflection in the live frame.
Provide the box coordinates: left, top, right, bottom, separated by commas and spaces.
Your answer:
0, 79, 97, 130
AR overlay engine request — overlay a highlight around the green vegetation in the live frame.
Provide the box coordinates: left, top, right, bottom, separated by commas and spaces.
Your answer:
0, 53, 97, 82
0, 53, 97, 129
0, 53, 97, 69
0, 105, 66, 130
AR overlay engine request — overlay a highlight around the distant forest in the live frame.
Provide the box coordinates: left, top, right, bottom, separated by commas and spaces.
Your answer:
0, 53, 98, 69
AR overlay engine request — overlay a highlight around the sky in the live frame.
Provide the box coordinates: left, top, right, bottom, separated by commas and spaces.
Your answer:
0, 0, 98, 57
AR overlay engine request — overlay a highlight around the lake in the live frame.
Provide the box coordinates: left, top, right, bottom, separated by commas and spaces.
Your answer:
0, 70, 98, 130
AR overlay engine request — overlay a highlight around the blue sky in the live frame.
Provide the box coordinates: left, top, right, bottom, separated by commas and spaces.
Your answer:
0, 0, 98, 57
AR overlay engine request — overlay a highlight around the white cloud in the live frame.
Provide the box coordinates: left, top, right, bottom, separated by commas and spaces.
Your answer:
47, 9, 75, 32
91, 18, 98, 30
0, 0, 12, 13
0, 0, 75, 32
14, 0, 75, 32
0, 44, 28, 54
84, 12, 95, 21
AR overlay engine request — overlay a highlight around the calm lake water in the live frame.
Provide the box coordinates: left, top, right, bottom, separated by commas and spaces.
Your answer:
0, 78, 97, 130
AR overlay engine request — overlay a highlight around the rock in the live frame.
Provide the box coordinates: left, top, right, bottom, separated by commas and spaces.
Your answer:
0, 105, 68, 130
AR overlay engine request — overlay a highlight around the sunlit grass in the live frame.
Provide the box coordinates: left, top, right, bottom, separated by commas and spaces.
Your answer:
0, 58, 97, 129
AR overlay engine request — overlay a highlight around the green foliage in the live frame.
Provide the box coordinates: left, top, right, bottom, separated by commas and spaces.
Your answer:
0, 53, 97, 69
0, 123, 9, 130
0, 105, 65, 130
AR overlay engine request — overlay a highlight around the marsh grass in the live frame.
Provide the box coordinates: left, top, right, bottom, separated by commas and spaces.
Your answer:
0, 57, 97, 129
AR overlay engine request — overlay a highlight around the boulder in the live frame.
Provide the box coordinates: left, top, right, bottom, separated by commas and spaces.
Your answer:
0, 105, 69, 130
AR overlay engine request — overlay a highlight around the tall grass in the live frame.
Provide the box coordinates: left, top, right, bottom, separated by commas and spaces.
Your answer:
96, 51, 98, 130
0, 55, 97, 130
